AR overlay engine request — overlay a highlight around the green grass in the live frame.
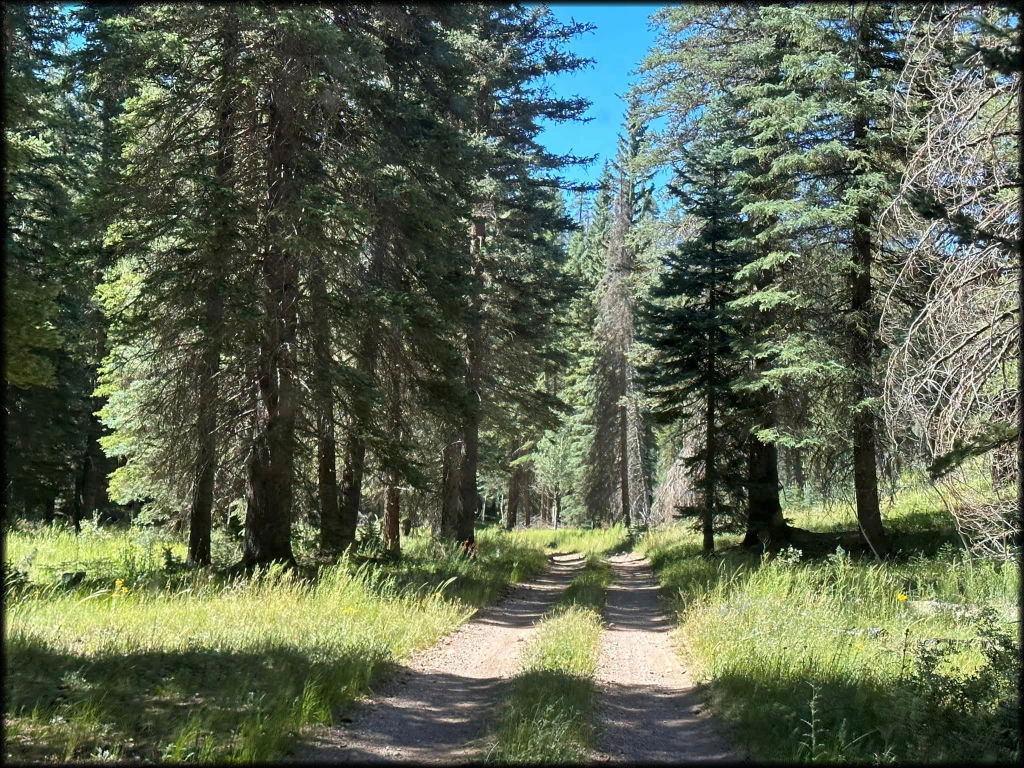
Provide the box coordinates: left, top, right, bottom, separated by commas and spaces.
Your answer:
484, 554, 612, 763
4, 524, 548, 762
640, 488, 1020, 763
517, 524, 629, 556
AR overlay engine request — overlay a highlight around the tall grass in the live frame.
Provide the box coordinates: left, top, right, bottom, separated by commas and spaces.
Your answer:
640, 490, 1020, 763
4, 525, 548, 762
517, 524, 629, 556
484, 554, 612, 763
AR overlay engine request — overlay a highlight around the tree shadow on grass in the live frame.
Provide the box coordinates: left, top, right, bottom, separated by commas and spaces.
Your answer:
5, 633, 399, 762
707, 662, 1018, 764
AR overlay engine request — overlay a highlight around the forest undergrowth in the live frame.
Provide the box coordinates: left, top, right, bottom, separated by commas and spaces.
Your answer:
641, 482, 1020, 763
3, 525, 558, 762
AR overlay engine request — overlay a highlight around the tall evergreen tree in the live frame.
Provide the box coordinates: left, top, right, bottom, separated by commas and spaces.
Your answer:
642, 115, 751, 553
587, 99, 655, 527
436, 4, 592, 547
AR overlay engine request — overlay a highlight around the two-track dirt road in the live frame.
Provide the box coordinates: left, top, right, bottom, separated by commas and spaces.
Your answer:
299, 550, 740, 764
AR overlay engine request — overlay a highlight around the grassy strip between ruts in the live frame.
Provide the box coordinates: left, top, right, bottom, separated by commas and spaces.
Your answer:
4, 526, 550, 763
483, 553, 613, 764
639, 485, 1020, 763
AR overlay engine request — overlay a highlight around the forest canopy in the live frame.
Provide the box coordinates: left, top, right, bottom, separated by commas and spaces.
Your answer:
4, 2, 1020, 562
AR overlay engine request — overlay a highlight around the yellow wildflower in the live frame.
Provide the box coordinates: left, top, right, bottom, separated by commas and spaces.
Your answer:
896, 593, 908, 602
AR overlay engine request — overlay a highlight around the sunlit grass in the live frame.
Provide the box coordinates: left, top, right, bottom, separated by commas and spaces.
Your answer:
639, 487, 1020, 763
4, 524, 549, 762
484, 554, 611, 763
517, 524, 629, 556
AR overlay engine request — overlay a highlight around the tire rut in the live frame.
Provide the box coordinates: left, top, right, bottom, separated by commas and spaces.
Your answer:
592, 553, 741, 764
297, 552, 586, 763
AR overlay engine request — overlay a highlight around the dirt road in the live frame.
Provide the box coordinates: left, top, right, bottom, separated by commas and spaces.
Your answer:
592, 552, 739, 763
299, 550, 740, 764
299, 552, 586, 763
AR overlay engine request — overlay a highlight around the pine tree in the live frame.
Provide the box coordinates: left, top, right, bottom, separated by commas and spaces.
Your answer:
642, 113, 751, 553
587, 99, 655, 527
436, 4, 592, 547
4, 4, 99, 525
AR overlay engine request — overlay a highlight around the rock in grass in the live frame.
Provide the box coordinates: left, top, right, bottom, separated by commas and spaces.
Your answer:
60, 571, 86, 588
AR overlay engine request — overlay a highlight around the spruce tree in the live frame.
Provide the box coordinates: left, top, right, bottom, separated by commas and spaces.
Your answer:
587, 99, 655, 527
642, 117, 751, 553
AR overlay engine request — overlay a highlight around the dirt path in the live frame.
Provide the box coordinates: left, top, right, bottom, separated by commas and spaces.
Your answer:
298, 552, 586, 763
592, 553, 741, 764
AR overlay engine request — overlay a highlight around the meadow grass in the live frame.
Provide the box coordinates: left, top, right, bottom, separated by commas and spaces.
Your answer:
640, 486, 1020, 763
484, 554, 612, 763
517, 524, 629, 556
4, 524, 549, 762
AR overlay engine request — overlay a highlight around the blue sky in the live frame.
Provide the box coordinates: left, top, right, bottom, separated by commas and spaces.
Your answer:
532, 3, 665, 191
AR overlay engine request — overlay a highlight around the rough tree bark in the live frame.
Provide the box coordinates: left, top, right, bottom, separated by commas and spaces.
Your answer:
848, 13, 889, 558
242, 36, 300, 568
439, 437, 463, 539
337, 221, 390, 551
188, 9, 237, 566
456, 215, 486, 548
313, 269, 341, 553
619, 401, 631, 528
703, 367, 716, 555
742, 434, 788, 551
381, 368, 403, 556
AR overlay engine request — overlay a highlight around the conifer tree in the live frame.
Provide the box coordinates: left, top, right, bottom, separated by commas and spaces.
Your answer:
587, 99, 655, 527
436, 4, 591, 546
4, 3, 99, 525
642, 115, 751, 553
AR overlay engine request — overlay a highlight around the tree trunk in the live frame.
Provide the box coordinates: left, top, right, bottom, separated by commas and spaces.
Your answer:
187, 14, 236, 566
311, 267, 342, 552
554, 492, 561, 530
337, 309, 379, 553
338, 429, 366, 551
619, 402, 630, 528
458, 216, 486, 548
338, 221, 389, 551
742, 350, 789, 550
242, 46, 299, 569
791, 448, 806, 502
849, 16, 888, 558
188, 277, 223, 565
381, 367, 403, 556
383, 485, 400, 557
438, 437, 462, 538
524, 467, 533, 528
74, 408, 106, 531
187, 311, 218, 565
317, 401, 341, 547
743, 435, 789, 551
506, 465, 521, 530
703, 385, 716, 555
